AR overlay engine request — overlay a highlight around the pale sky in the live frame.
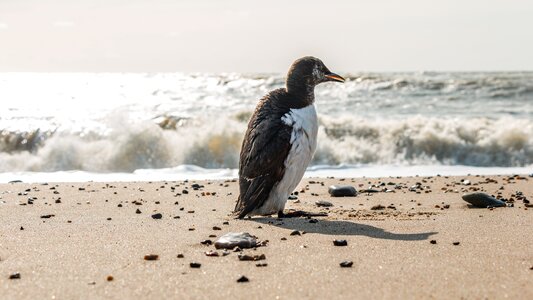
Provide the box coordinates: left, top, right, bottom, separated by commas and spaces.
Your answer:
0, 0, 532, 72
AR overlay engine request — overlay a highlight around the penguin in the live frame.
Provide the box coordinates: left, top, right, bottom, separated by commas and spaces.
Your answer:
234, 56, 344, 219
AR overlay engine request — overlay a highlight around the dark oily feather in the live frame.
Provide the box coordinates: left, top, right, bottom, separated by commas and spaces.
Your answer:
234, 89, 295, 218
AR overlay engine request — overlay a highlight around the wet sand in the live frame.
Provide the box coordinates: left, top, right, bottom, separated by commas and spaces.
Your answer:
1, 175, 532, 299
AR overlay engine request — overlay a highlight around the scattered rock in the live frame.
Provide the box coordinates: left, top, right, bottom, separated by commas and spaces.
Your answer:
315, 200, 333, 207
151, 213, 163, 219
371, 204, 385, 210
189, 262, 201, 268
430, 240, 437, 244
290, 230, 301, 236
9, 273, 21, 279
453, 242, 460, 246
177, 254, 184, 258
340, 261, 353, 268
462, 193, 506, 208
238, 254, 266, 261
212, 226, 222, 230
256, 263, 268, 267
106, 275, 114, 281
135, 209, 142, 214
361, 189, 380, 193
328, 185, 357, 197
214, 232, 257, 249
200, 239, 212, 245
40, 214, 55, 219
144, 254, 159, 261
236, 275, 249, 283
333, 240, 348, 246
205, 250, 219, 257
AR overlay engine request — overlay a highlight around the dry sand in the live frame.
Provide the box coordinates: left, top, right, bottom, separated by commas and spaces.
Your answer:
1, 174, 532, 299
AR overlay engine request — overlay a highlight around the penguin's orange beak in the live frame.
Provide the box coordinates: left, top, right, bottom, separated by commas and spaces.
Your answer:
324, 72, 345, 83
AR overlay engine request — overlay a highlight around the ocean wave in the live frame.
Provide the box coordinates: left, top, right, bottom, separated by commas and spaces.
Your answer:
0, 115, 532, 172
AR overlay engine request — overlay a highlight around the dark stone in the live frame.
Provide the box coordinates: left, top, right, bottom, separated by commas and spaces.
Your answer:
333, 239, 348, 246
328, 185, 357, 197
189, 262, 201, 268
371, 204, 385, 210
236, 275, 249, 283
430, 240, 437, 244
256, 263, 268, 267
462, 193, 506, 208
290, 230, 301, 236
200, 239, 212, 245
40, 214, 55, 219
151, 213, 163, 219
135, 209, 142, 214
340, 261, 353, 268
177, 254, 184, 258
144, 254, 159, 260
191, 183, 203, 189
9, 273, 21, 279
453, 242, 460, 246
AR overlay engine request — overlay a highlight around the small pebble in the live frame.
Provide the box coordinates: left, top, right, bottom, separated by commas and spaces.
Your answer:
177, 254, 184, 258
144, 254, 159, 261
315, 200, 333, 207
333, 239, 348, 246
430, 240, 437, 244
328, 185, 357, 197
340, 261, 353, 268
238, 254, 266, 261
453, 242, 460, 246
151, 213, 162, 219
236, 275, 249, 283
106, 275, 114, 281
9, 273, 21, 279
205, 250, 219, 257
135, 209, 142, 214
190, 262, 201, 268
290, 230, 301, 236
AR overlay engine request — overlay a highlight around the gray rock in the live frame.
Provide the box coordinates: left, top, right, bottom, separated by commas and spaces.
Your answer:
462, 192, 506, 208
315, 200, 333, 207
214, 232, 257, 249
328, 185, 357, 197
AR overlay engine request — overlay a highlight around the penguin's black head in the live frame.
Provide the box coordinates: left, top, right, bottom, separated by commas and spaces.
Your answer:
286, 56, 345, 89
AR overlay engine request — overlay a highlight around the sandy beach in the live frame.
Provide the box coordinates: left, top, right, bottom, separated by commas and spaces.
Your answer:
1, 174, 532, 299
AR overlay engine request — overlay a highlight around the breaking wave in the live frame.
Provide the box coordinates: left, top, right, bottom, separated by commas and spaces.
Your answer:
1, 115, 532, 172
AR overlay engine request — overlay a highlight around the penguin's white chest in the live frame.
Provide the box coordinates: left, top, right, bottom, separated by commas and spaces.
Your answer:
257, 104, 318, 214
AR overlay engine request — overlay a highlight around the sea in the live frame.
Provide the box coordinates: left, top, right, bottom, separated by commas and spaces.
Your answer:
0, 72, 532, 183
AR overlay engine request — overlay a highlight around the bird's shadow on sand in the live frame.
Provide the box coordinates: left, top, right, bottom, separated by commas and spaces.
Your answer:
251, 217, 437, 241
